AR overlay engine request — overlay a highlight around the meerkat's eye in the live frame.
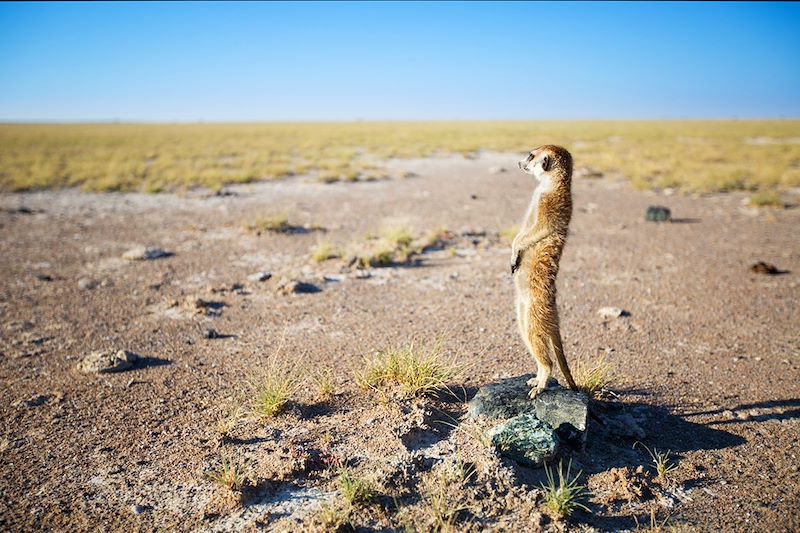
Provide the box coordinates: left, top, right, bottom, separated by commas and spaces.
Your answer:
541, 155, 551, 171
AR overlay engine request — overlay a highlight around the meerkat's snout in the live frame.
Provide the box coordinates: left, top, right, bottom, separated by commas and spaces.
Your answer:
518, 154, 536, 175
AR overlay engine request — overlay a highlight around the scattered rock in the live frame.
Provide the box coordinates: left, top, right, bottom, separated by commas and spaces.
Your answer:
77, 350, 139, 373
488, 166, 506, 175
598, 306, 629, 319
209, 283, 247, 295
131, 504, 150, 515
645, 206, 671, 222
184, 296, 226, 316
122, 246, 171, 261
277, 279, 321, 295
468, 374, 589, 466
78, 278, 98, 290
247, 271, 272, 282
750, 261, 785, 275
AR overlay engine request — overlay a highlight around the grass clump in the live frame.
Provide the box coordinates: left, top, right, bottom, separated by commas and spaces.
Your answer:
380, 225, 414, 248
541, 459, 589, 520
748, 190, 783, 207
422, 460, 476, 531
315, 502, 354, 530
245, 215, 291, 233
311, 242, 338, 263
635, 442, 677, 484
574, 357, 615, 399
337, 468, 377, 505
215, 406, 244, 439
206, 451, 251, 492
355, 341, 457, 399
309, 368, 335, 401
347, 225, 453, 268
252, 360, 299, 420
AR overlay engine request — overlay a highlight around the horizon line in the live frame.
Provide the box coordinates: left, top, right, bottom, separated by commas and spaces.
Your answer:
2, 117, 800, 125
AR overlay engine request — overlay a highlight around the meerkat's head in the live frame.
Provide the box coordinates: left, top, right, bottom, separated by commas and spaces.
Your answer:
518, 145, 573, 180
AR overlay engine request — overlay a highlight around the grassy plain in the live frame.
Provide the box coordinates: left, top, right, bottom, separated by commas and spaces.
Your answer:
1, 121, 799, 194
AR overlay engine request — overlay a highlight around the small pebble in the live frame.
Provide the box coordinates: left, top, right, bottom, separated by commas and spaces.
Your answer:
203, 329, 219, 339
78, 278, 98, 290
598, 306, 628, 318
247, 271, 271, 282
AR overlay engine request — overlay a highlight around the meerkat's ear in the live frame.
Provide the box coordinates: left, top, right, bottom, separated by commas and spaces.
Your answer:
541, 154, 551, 172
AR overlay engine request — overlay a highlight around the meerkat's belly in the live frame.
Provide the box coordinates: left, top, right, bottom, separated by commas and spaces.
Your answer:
515, 242, 562, 296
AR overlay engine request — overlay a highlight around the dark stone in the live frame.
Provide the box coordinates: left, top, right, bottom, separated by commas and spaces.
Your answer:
487, 414, 560, 467
645, 205, 671, 222
203, 329, 219, 339
468, 374, 589, 466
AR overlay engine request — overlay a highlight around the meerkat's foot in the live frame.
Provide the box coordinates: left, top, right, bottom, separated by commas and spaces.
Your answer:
528, 384, 545, 399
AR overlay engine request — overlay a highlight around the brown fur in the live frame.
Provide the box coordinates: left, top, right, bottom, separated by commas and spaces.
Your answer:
512, 145, 578, 396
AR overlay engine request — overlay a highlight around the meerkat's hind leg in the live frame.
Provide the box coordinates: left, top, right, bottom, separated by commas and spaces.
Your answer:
526, 333, 552, 399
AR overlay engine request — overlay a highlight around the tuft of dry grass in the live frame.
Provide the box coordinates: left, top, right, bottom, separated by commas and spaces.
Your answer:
422, 460, 476, 531
205, 451, 251, 492
346, 225, 454, 269
541, 459, 589, 520
573, 357, 615, 399
315, 501, 353, 530
337, 468, 377, 505
355, 341, 458, 399
252, 359, 299, 420
748, 191, 783, 207
309, 368, 335, 401
380, 225, 414, 248
245, 215, 291, 233
215, 406, 244, 439
311, 242, 339, 263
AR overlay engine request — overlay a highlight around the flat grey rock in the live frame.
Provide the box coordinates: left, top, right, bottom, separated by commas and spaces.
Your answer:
247, 271, 272, 282
122, 246, 171, 261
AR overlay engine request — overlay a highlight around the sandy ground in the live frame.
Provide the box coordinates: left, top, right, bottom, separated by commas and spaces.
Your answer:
1, 153, 798, 532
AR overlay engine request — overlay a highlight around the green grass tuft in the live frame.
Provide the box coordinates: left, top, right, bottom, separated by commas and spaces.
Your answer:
634, 442, 678, 484
337, 468, 377, 505
252, 360, 299, 420
205, 451, 250, 492
541, 459, 589, 520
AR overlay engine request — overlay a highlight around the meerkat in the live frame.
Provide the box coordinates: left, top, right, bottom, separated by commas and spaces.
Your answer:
511, 145, 578, 398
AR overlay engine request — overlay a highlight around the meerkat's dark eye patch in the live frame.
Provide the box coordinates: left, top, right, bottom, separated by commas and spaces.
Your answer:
541, 154, 551, 172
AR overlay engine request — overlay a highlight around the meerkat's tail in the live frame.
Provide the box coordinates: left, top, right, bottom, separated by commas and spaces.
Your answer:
551, 330, 578, 390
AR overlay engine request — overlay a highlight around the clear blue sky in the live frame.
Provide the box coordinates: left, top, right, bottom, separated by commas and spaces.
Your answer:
1, 1, 798, 121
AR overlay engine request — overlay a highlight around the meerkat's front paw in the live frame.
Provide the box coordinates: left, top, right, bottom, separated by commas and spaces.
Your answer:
511, 249, 522, 274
